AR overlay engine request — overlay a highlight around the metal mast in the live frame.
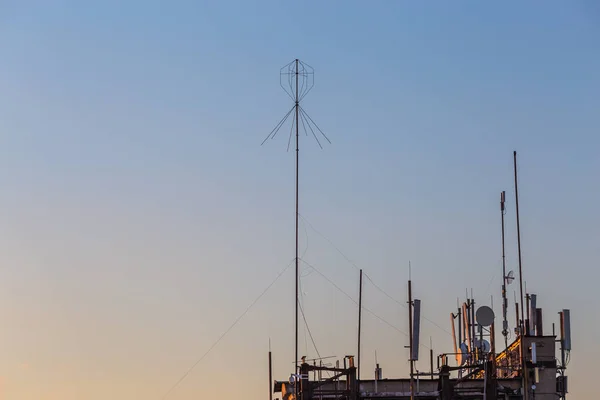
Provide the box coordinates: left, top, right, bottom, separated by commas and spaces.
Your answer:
408, 278, 414, 400
513, 151, 525, 331
500, 191, 509, 352
358, 269, 363, 381
268, 339, 273, 400
513, 151, 528, 400
262, 59, 330, 376
294, 58, 300, 375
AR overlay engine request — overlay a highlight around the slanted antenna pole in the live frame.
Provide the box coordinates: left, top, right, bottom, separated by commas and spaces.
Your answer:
513, 151, 528, 400
514, 151, 526, 332
457, 303, 462, 353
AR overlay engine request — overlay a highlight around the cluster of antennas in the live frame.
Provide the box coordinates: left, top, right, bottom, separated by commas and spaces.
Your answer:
449, 299, 495, 369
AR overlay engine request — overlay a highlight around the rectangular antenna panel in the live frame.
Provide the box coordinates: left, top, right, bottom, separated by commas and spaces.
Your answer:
535, 308, 543, 336
529, 294, 537, 335
561, 309, 571, 350
412, 299, 421, 361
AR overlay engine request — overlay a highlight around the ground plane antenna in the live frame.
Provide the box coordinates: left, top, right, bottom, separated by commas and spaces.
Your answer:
262, 59, 330, 379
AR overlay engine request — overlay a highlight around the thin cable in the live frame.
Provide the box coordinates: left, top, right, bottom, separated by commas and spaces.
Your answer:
298, 214, 360, 272
365, 273, 453, 337
297, 289, 332, 378
299, 213, 451, 338
484, 257, 504, 296
261, 105, 295, 145
286, 111, 296, 152
299, 106, 331, 144
160, 260, 294, 400
300, 218, 310, 261
299, 108, 323, 149
299, 258, 431, 350
300, 276, 309, 355
298, 300, 321, 359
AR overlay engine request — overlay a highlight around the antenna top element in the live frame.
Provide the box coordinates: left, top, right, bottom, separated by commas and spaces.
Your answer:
280, 59, 314, 102
261, 59, 330, 149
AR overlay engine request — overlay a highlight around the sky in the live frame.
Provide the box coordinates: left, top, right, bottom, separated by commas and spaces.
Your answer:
0, 1, 598, 399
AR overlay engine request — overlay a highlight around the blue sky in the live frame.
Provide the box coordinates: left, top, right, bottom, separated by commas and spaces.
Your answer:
0, 1, 598, 399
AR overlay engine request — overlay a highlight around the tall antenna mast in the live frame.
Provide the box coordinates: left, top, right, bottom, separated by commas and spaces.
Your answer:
513, 150, 528, 400
262, 59, 330, 375
500, 191, 509, 351
513, 151, 525, 332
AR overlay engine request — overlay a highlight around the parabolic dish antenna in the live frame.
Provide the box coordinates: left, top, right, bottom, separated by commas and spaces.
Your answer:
457, 342, 469, 366
506, 270, 515, 285
482, 340, 491, 353
474, 338, 491, 353
476, 305, 495, 327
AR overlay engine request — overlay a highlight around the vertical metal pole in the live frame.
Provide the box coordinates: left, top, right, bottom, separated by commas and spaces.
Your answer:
464, 301, 471, 371
319, 360, 322, 382
526, 293, 531, 336
319, 361, 323, 400
358, 269, 363, 382
268, 350, 273, 400
430, 347, 434, 380
483, 360, 488, 400
471, 298, 476, 361
294, 59, 300, 376
457, 306, 462, 351
408, 280, 414, 400
514, 151, 525, 331
559, 311, 566, 400
501, 191, 509, 352
490, 323, 496, 356
515, 302, 520, 334
514, 150, 528, 400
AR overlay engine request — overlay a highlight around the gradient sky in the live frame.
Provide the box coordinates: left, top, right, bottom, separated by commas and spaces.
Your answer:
1, 1, 598, 399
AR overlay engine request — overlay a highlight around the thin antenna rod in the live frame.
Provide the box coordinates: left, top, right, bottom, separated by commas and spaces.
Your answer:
514, 151, 525, 331
294, 59, 300, 375
268, 342, 273, 400
408, 279, 415, 400
430, 337, 434, 380
514, 150, 528, 400
358, 269, 363, 382
500, 191, 509, 352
